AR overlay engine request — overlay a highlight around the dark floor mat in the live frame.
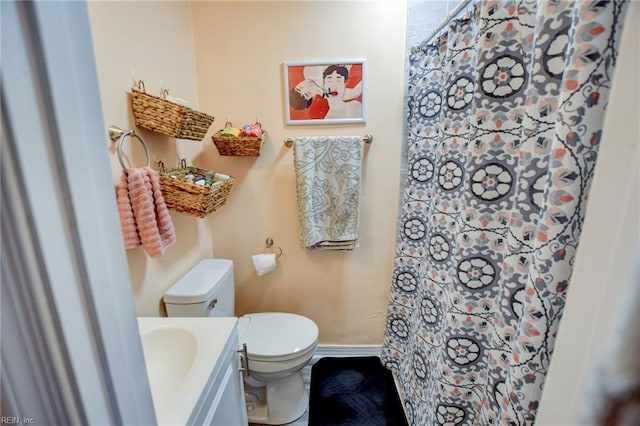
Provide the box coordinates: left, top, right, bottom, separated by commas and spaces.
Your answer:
308, 356, 408, 426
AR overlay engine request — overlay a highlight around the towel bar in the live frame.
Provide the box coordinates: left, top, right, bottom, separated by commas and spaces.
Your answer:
283, 134, 373, 148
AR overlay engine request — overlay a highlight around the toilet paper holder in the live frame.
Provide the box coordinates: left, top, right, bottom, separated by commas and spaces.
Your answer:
265, 238, 283, 258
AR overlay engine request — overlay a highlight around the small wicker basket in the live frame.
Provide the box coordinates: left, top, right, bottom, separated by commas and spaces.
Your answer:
156, 161, 234, 218
212, 122, 265, 156
130, 82, 215, 141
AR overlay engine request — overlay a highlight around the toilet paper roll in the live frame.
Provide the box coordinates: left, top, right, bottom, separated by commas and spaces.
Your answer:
252, 253, 277, 276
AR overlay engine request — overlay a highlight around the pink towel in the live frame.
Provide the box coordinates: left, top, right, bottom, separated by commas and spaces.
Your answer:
116, 167, 176, 258
117, 173, 140, 249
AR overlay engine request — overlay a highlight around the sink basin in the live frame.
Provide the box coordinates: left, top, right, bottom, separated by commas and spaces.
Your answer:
140, 326, 198, 404
137, 317, 238, 425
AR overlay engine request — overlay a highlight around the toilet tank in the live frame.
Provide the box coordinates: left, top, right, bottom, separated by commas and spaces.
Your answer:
163, 259, 235, 317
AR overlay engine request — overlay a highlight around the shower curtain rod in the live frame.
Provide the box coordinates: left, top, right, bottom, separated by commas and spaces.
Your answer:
413, 0, 474, 51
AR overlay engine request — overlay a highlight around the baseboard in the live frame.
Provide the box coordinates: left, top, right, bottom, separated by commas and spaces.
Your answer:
302, 345, 382, 390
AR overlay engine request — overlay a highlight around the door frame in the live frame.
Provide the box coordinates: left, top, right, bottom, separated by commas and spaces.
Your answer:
1, 1, 155, 424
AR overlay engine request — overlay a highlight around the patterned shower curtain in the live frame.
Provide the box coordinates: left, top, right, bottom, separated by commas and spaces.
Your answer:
381, 0, 629, 424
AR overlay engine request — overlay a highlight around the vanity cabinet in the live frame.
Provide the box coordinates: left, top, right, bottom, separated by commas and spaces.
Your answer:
189, 321, 248, 426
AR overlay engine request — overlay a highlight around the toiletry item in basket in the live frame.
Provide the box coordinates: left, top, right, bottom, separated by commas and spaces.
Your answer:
240, 123, 264, 138
220, 125, 241, 137
205, 171, 216, 186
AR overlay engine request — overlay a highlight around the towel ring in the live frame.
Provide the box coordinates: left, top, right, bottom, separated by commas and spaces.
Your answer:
265, 238, 283, 258
109, 125, 151, 171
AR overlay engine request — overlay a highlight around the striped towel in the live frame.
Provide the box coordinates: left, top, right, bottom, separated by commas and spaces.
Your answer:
116, 167, 176, 258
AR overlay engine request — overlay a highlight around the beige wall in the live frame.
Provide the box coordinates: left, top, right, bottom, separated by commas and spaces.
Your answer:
88, 1, 406, 343
88, 1, 214, 316
190, 1, 407, 344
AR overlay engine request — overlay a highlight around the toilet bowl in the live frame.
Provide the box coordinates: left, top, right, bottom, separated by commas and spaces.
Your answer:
163, 259, 319, 425
239, 312, 317, 424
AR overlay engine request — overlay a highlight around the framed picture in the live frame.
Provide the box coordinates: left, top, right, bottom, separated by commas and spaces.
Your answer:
284, 59, 367, 125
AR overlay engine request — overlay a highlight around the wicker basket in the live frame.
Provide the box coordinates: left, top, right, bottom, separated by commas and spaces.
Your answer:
130, 83, 215, 141
156, 163, 234, 218
212, 122, 265, 156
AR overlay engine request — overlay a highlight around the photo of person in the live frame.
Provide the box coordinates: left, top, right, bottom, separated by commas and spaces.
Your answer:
285, 60, 366, 124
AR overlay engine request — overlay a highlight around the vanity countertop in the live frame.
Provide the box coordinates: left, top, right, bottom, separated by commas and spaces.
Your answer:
137, 316, 238, 425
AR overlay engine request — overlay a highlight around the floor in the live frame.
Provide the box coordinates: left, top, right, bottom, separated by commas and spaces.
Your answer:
248, 394, 309, 426
249, 409, 308, 426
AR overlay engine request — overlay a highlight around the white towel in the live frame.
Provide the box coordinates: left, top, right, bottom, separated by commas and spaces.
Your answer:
293, 136, 363, 250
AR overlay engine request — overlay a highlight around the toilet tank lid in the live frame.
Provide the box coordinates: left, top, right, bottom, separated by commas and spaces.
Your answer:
163, 259, 233, 305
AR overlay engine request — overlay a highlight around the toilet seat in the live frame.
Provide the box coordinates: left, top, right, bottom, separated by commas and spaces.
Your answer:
239, 313, 318, 361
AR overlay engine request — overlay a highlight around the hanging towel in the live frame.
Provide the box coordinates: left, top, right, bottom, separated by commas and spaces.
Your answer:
116, 167, 176, 258
116, 172, 141, 249
293, 136, 363, 250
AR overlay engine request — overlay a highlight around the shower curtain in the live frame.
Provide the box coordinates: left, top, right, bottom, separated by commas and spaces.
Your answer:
381, 0, 629, 424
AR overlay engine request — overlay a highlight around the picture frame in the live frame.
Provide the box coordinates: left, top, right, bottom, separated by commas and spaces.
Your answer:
283, 59, 367, 125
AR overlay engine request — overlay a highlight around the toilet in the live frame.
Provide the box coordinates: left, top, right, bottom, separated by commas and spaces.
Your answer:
163, 259, 318, 425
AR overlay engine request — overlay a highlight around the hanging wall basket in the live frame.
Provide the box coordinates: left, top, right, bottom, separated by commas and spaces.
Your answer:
156, 160, 235, 218
130, 81, 215, 141
212, 122, 265, 156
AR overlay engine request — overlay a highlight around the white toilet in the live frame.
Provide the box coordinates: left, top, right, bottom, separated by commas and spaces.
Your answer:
163, 259, 319, 425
